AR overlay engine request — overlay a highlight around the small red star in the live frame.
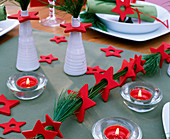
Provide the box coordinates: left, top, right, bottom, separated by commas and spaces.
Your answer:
111, 0, 134, 21
60, 23, 92, 33
50, 36, 67, 44
68, 84, 96, 123
0, 94, 20, 116
94, 67, 119, 102
22, 120, 58, 139
150, 44, 169, 68
117, 59, 136, 86
0, 118, 26, 135
100, 46, 123, 57
8, 11, 39, 23
42, 114, 63, 138
39, 54, 58, 64
86, 66, 106, 74
130, 54, 146, 81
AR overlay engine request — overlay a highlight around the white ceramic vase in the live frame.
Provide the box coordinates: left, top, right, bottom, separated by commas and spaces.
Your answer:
16, 10, 40, 71
64, 17, 87, 76
167, 64, 170, 76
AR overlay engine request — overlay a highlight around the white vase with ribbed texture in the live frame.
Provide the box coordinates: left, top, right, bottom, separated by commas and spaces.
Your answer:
64, 17, 87, 76
16, 10, 40, 71
168, 64, 170, 76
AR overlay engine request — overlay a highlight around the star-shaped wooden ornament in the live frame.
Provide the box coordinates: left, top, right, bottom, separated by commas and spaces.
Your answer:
60, 23, 92, 33
42, 114, 63, 138
150, 44, 169, 68
130, 54, 146, 81
0, 118, 26, 135
86, 66, 106, 74
22, 120, 58, 139
8, 11, 39, 23
111, 0, 134, 21
94, 67, 119, 102
0, 94, 20, 116
117, 59, 136, 86
50, 36, 67, 44
68, 84, 96, 123
100, 46, 123, 57
39, 54, 58, 64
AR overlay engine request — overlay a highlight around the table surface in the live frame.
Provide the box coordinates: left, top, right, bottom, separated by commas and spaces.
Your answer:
1, 2, 170, 54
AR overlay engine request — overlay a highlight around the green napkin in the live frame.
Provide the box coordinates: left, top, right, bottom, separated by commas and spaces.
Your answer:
0, 4, 7, 21
86, 0, 157, 22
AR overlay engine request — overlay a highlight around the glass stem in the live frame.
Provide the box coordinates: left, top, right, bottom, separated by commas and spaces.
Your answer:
48, 0, 56, 19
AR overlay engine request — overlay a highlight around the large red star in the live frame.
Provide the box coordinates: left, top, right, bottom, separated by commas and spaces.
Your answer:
0, 118, 26, 135
86, 65, 106, 74
68, 84, 96, 123
50, 36, 67, 44
42, 114, 63, 138
8, 11, 39, 23
60, 23, 92, 33
150, 44, 169, 68
22, 120, 58, 139
94, 67, 119, 102
0, 94, 20, 116
117, 59, 136, 86
39, 54, 58, 64
100, 46, 123, 57
111, 0, 134, 21
130, 54, 146, 81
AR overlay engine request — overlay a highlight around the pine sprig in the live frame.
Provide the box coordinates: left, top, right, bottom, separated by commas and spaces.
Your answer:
53, 0, 85, 18
15, 0, 30, 10
36, 49, 169, 139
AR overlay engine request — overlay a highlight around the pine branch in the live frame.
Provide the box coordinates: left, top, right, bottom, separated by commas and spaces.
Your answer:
15, 0, 30, 10
36, 49, 169, 139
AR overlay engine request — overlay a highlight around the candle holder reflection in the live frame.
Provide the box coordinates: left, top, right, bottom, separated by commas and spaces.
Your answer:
92, 117, 142, 139
120, 81, 163, 113
7, 72, 48, 100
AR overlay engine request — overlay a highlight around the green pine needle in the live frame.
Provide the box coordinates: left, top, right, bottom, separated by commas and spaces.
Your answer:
15, 0, 30, 10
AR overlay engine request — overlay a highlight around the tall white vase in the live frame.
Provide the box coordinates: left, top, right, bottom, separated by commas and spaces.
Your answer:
168, 64, 170, 76
64, 17, 87, 76
16, 10, 40, 71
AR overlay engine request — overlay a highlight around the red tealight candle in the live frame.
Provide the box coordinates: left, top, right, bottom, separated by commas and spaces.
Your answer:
16, 76, 38, 91
130, 89, 152, 103
104, 125, 130, 139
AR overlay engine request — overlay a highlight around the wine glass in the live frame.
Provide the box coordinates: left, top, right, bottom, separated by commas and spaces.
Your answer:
39, 0, 65, 27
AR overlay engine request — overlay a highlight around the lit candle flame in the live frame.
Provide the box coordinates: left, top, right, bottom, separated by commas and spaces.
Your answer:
138, 90, 142, 97
26, 78, 30, 85
115, 128, 119, 136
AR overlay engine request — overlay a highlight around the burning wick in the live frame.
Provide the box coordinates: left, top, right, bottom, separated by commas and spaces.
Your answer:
138, 90, 142, 98
26, 78, 30, 86
115, 128, 119, 136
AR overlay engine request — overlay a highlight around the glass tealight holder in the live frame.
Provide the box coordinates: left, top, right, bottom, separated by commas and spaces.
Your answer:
92, 117, 142, 139
120, 81, 163, 113
7, 72, 48, 100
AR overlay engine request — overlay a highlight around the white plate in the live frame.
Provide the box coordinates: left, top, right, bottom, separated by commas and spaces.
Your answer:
96, 1, 169, 34
0, 18, 19, 37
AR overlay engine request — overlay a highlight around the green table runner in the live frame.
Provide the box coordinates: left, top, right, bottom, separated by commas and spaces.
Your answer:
0, 30, 169, 139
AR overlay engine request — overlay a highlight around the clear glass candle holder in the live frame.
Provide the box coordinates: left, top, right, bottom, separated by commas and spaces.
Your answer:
7, 72, 48, 100
92, 117, 142, 139
120, 81, 163, 113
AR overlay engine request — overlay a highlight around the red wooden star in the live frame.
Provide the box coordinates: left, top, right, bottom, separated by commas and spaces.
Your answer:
0, 118, 26, 135
150, 44, 169, 68
68, 84, 96, 123
94, 67, 119, 102
42, 114, 63, 138
130, 54, 146, 81
111, 0, 134, 21
50, 36, 67, 44
22, 120, 58, 139
0, 94, 20, 116
8, 11, 39, 23
117, 59, 136, 86
39, 54, 58, 64
100, 46, 123, 57
60, 23, 92, 33
86, 66, 106, 74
